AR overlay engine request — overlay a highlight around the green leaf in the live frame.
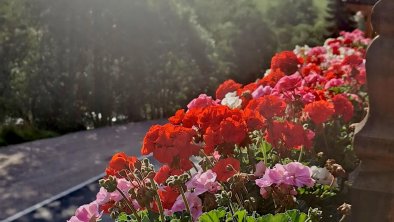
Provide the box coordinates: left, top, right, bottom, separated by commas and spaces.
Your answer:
199, 209, 227, 222
234, 210, 247, 221
116, 212, 131, 222
285, 210, 308, 222
256, 213, 289, 222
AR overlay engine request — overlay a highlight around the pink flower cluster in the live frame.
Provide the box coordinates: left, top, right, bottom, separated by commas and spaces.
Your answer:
255, 162, 315, 198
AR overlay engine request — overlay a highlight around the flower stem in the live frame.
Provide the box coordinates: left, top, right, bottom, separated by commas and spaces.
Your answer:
200, 150, 215, 168
116, 188, 141, 222
178, 185, 192, 222
261, 140, 268, 164
298, 146, 304, 162
150, 179, 166, 222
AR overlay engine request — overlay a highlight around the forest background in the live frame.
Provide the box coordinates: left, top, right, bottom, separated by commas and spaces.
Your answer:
0, 0, 355, 145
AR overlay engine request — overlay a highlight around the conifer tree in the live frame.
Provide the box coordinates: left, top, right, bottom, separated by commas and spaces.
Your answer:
326, 0, 356, 37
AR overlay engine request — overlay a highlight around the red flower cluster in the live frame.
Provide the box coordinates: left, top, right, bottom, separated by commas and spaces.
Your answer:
141, 124, 199, 167
303, 100, 335, 125
246, 95, 286, 119
332, 94, 354, 122
215, 79, 242, 100
198, 106, 248, 154
266, 121, 314, 150
271, 51, 300, 75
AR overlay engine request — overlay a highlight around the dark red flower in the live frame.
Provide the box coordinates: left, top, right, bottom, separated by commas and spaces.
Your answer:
271, 51, 300, 75
304, 100, 335, 125
341, 55, 363, 67
332, 94, 354, 122
212, 157, 240, 182
158, 186, 179, 210
215, 80, 242, 100
100, 200, 115, 214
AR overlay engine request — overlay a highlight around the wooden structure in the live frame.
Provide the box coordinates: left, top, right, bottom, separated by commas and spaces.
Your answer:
344, 0, 379, 37
351, 0, 394, 221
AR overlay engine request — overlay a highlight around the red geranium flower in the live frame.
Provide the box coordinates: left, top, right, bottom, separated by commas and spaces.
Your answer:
182, 108, 203, 128
215, 79, 242, 100
332, 94, 354, 122
258, 69, 285, 87
271, 51, 300, 75
105, 152, 137, 177
266, 121, 315, 149
157, 186, 179, 210
220, 117, 247, 145
141, 124, 200, 165
212, 157, 240, 182
304, 100, 335, 125
202, 112, 247, 155
341, 55, 363, 67
242, 109, 266, 131
246, 95, 286, 119
154, 165, 183, 184
168, 109, 185, 125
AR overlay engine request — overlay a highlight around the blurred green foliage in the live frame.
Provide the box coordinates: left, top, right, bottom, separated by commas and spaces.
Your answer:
0, 0, 331, 144
0, 124, 58, 146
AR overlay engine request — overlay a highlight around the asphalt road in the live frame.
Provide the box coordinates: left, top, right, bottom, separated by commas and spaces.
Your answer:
0, 120, 165, 221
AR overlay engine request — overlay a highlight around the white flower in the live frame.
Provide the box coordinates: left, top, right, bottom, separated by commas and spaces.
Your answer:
221, 92, 242, 109
310, 166, 338, 187
293, 45, 310, 56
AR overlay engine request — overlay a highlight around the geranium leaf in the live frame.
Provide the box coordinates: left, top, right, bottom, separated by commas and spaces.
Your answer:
285, 210, 308, 222
199, 209, 227, 222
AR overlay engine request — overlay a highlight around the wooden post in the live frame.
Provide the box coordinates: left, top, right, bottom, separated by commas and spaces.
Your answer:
351, 0, 394, 221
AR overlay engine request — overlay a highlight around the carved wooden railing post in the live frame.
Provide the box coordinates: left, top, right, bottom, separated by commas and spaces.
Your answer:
351, 0, 394, 221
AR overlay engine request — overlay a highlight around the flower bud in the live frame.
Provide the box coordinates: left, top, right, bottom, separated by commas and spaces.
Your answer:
99, 176, 117, 192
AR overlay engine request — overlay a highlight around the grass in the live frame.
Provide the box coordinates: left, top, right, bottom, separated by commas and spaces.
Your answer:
0, 124, 58, 147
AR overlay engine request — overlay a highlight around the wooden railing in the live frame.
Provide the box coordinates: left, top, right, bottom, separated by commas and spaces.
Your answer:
351, 0, 394, 221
